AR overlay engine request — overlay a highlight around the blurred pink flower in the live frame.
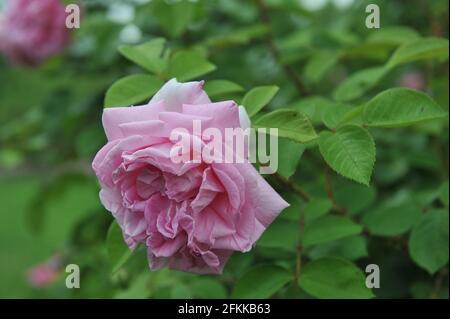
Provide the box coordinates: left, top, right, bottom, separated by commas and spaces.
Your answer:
93, 79, 289, 274
398, 71, 426, 91
0, 0, 70, 66
27, 264, 58, 288
27, 253, 62, 288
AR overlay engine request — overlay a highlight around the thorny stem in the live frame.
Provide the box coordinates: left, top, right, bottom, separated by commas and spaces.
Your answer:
254, 0, 310, 96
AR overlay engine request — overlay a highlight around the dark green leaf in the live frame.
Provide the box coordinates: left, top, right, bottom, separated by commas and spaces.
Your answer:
232, 265, 292, 298
408, 210, 449, 274
299, 257, 374, 299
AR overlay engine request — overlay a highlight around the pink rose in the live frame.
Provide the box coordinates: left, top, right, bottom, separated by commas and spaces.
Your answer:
93, 79, 288, 274
0, 0, 70, 66
398, 71, 426, 91
27, 254, 62, 288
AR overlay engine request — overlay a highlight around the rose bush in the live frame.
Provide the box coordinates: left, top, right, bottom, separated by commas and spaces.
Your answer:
0, 0, 69, 66
92, 79, 288, 274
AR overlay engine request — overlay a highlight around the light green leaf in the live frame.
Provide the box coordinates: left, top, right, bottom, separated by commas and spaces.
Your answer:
318, 125, 375, 185
333, 66, 389, 102
203, 80, 244, 97
104, 74, 163, 108
288, 96, 335, 124
304, 51, 341, 83
321, 103, 357, 129
106, 221, 134, 274
231, 265, 292, 298
363, 88, 447, 127
242, 86, 279, 117
258, 219, 299, 250
168, 50, 216, 82
366, 26, 421, 46
363, 203, 422, 236
119, 38, 169, 74
409, 209, 449, 274
307, 236, 368, 261
277, 138, 305, 178
303, 215, 363, 247
388, 37, 449, 68
254, 109, 318, 143
298, 257, 374, 299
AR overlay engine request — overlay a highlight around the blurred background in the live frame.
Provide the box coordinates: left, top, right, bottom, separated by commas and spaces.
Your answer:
0, 0, 448, 298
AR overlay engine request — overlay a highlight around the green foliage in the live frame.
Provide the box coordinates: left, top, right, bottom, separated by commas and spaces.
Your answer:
119, 39, 169, 75
1, 0, 448, 300
363, 203, 422, 236
232, 265, 292, 298
363, 88, 447, 127
408, 210, 449, 274
203, 80, 244, 98
242, 85, 279, 117
106, 222, 134, 274
104, 74, 163, 107
303, 215, 363, 247
254, 109, 317, 143
318, 125, 375, 185
168, 50, 216, 82
298, 257, 374, 299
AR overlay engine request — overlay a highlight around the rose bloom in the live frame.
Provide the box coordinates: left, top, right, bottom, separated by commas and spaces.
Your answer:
93, 79, 289, 274
27, 254, 62, 288
398, 71, 426, 91
0, 0, 69, 66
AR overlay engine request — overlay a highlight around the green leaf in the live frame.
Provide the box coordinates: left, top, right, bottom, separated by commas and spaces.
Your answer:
152, 0, 195, 38
321, 103, 356, 129
366, 26, 421, 46
388, 37, 449, 68
168, 50, 216, 82
119, 38, 169, 74
106, 221, 134, 274
318, 125, 375, 185
307, 236, 368, 261
254, 109, 318, 143
333, 66, 389, 102
104, 74, 163, 108
298, 257, 374, 299
363, 88, 447, 127
439, 181, 449, 206
304, 51, 341, 83
408, 209, 449, 274
304, 198, 332, 222
363, 203, 422, 236
277, 138, 305, 178
203, 80, 244, 97
334, 181, 376, 215
242, 86, 279, 117
191, 278, 227, 299
257, 219, 299, 250
289, 96, 334, 124
114, 272, 150, 299
303, 215, 363, 247
231, 265, 292, 298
